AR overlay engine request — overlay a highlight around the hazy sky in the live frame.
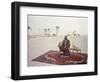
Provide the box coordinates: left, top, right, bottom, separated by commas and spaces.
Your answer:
28, 15, 88, 35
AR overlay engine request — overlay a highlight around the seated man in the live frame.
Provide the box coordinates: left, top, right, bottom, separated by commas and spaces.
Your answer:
58, 35, 70, 56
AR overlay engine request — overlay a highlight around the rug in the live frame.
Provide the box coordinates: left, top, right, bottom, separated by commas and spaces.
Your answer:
32, 50, 87, 65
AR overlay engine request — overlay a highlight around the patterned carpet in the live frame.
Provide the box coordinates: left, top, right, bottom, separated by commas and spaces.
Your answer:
32, 50, 87, 65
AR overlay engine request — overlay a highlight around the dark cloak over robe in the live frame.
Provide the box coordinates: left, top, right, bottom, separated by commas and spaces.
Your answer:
58, 36, 70, 55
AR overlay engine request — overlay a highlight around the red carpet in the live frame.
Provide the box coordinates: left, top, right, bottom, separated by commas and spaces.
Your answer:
32, 50, 87, 65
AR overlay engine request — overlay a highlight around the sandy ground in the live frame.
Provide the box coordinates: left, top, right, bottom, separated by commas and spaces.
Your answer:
28, 36, 87, 66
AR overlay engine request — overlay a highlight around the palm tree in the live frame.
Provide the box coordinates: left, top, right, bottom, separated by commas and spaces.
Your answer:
78, 34, 80, 37
56, 26, 59, 36
44, 28, 47, 36
28, 26, 31, 30
28, 26, 32, 39
67, 34, 70, 36
48, 28, 50, 36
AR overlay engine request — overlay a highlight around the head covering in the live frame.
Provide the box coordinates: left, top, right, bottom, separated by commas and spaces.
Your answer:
64, 35, 67, 40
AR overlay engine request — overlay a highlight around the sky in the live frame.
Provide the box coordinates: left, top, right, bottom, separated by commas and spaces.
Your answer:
28, 15, 88, 36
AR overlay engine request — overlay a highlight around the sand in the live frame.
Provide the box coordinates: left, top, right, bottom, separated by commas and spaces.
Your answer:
28, 35, 87, 66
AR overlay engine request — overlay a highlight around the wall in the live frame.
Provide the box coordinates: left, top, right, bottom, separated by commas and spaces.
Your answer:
0, 0, 99, 82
